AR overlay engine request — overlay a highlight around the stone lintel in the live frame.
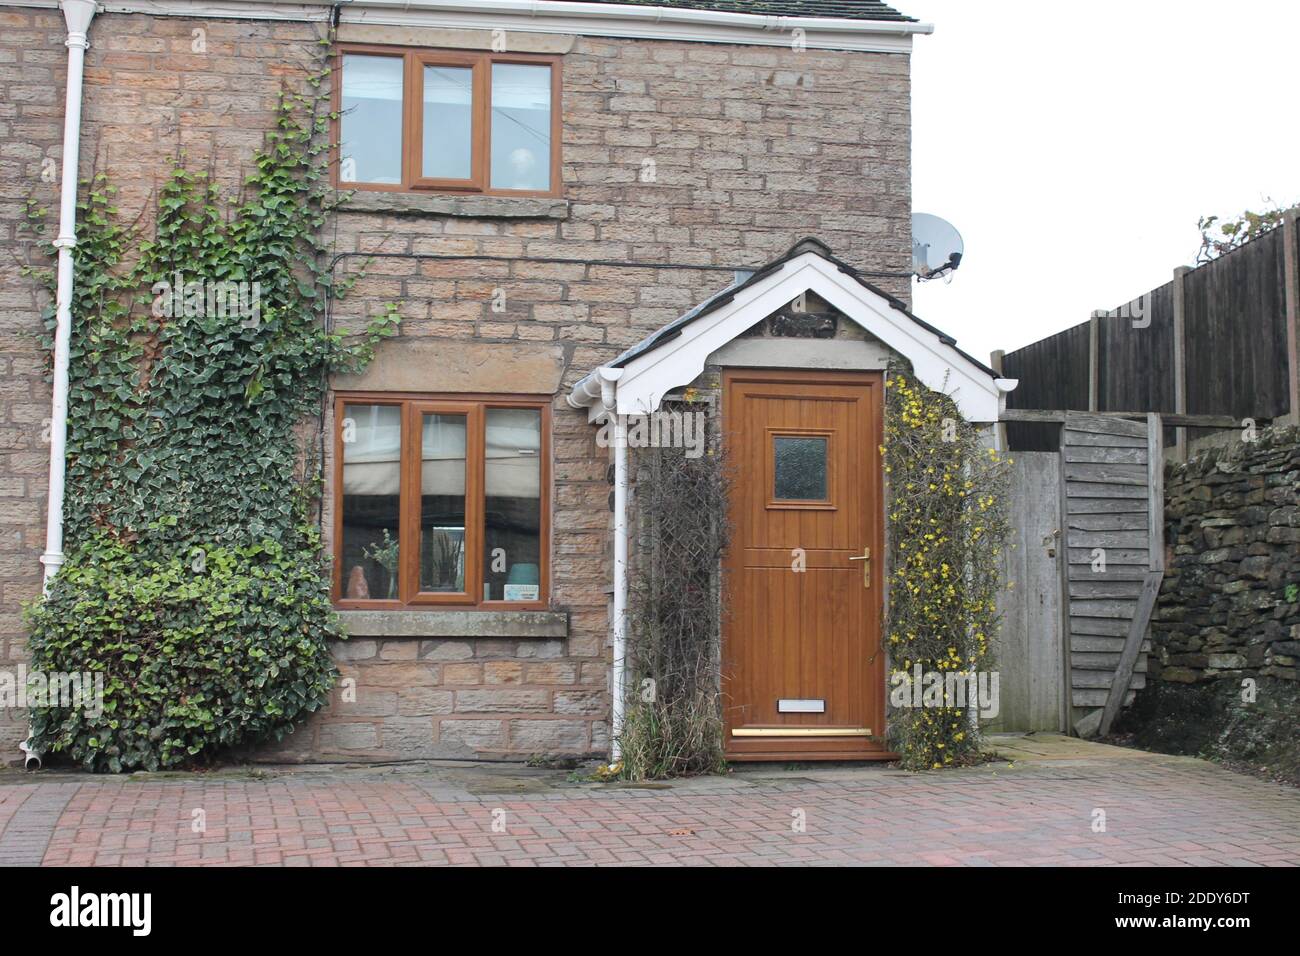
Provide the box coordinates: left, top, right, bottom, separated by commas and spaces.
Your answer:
332, 339, 566, 395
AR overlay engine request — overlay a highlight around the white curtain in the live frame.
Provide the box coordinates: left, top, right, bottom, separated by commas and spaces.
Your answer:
341, 405, 539, 498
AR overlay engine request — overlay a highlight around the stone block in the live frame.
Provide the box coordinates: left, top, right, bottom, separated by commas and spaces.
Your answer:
508, 719, 590, 752
437, 718, 507, 752
419, 640, 474, 661
381, 716, 440, 757
455, 689, 550, 713
524, 662, 578, 684
319, 721, 380, 752
442, 663, 483, 685
335, 689, 398, 718
358, 663, 439, 688
399, 687, 455, 716
553, 690, 606, 715
1207, 653, 1247, 670
332, 639, 377, 661
483, 661, 523, 684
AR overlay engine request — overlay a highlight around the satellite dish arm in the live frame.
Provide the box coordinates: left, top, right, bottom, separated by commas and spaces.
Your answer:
916, 251, 962, 282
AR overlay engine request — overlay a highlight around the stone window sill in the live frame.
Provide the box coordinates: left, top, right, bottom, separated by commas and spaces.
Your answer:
338, 609, 568, 639
336, 190, 570, 220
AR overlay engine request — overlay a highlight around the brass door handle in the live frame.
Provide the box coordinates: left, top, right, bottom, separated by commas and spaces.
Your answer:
847, 547, 871, 588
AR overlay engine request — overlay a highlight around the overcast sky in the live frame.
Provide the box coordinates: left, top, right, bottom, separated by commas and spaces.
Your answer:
906, 0, 1300, 366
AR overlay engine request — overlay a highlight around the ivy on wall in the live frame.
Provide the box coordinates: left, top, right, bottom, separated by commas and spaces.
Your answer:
882, 365, 1011, 770
22, 43, 399, 771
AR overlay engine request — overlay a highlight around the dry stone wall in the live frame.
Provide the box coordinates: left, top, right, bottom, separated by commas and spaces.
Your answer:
1151, 426, 1300, 684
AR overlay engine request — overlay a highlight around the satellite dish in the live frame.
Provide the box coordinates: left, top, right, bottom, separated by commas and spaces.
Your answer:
912, 213, 964, 280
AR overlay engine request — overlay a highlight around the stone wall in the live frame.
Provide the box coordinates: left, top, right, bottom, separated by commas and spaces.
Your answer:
255, 632, 608, 762
1151, 426, 1300, 684
0, 8, 915, 762
0, 5, 78, 757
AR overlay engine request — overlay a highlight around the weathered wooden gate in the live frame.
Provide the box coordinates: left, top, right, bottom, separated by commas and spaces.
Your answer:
994, 412, 1165, 736
992, 452, 1065, 732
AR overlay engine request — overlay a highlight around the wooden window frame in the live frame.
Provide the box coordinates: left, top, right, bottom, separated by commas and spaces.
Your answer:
333, 392, 551, 610
410, 52, 486, 192
334, 44, 562, 198
765, 427, 837, 511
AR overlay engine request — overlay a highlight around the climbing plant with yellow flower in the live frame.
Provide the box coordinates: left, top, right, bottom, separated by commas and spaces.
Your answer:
882, 363, 1011, 771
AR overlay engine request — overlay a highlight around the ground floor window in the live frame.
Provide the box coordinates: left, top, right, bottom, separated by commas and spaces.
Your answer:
333, 394, 549, 608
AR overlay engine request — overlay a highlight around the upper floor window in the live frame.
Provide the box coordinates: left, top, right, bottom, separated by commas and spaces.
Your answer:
337, 46, 561, 196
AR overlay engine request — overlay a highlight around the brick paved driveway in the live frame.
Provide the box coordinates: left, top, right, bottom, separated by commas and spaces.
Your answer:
2, 738, 1297, 866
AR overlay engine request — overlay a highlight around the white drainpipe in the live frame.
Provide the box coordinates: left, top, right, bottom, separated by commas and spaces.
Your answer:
610, 397, 628, 763
22, 0, 97, 771
569, 369, 629, 761
600, 372, 630, 763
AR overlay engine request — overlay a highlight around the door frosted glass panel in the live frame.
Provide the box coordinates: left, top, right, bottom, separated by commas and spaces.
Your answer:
483, 408, 541, 601
773, 436, 828, 501
420, 413, 467, 592
341, 404, 401, 599
422, 65, 474, 180
489, 63, 551, 192
340, 55, 403, 185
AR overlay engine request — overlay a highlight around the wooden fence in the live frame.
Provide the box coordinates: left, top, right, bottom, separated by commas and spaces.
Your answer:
1059, 412, 1163, 735
997, 212, 1300, 452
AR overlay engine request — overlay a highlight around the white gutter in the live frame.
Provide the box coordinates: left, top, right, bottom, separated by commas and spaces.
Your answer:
337, 0, 934, 37
565, 367, 607, 414
567, 368, 629, 761
1, 0, 931, 53
23, 0, 97, 771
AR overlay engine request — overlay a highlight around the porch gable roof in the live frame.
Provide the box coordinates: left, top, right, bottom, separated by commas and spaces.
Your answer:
567, 238, 1018, 423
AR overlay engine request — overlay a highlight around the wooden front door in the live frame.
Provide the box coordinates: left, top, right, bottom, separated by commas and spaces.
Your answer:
722, 369, 887, 760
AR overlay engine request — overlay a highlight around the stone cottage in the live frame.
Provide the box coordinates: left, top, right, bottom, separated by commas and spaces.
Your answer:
1, 0, 1015, 764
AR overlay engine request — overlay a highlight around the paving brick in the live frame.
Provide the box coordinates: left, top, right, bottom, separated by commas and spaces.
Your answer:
13, 750, 1299, 868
